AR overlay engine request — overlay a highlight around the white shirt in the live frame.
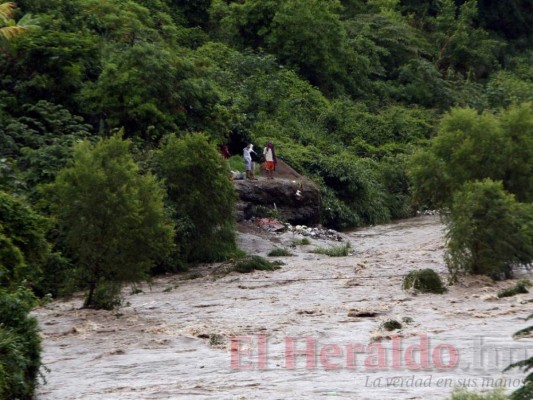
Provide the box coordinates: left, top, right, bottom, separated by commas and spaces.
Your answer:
243, 147, 252, 162
264, 147, 274, 162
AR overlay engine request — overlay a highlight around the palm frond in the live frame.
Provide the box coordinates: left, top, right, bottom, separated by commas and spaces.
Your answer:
0, 2, 16, 21
17, 13, 39, 28
0, 13, 39, 40
0, 24, 26, 40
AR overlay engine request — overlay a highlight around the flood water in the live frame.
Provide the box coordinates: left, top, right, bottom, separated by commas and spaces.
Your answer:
34, 216, 532, 399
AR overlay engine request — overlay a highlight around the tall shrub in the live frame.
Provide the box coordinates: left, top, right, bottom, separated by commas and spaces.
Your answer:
0, 287, 41, 400
156, 133, 237, 262
49, 134, 175, 308
445, 179, 533, 280
408, 104, 533, 209
0, 190, 49, 288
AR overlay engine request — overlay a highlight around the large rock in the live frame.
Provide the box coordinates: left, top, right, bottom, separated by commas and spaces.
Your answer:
234, 178, 320, 225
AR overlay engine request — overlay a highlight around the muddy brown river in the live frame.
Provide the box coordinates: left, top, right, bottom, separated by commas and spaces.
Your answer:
34, 216, 532, 399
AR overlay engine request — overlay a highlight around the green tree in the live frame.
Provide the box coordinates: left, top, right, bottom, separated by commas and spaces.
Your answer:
209, 0, 279, 49
409, 104, 533, 208
499, 102, 533, 202
431, 0, 502, 79
266, 0, 365, 96
445, 179, 533, 280
0, 190, 49, 288
81, 0, 179, 46
169, 0, 212, 28
0, 101, 93, 190
343, 7, 428, 83
6, 29, 99, 109
477, 0, 533, 42
486, 70, 533, 108
211, 0, 368, 96
81, 43, 223, 141
156, 133, 238, 262
49, 134, 174, 308
408, 107, 506, 207
0, 287, 41, 400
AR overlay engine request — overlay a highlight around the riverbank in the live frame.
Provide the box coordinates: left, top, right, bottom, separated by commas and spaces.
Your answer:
34, 216, 532, 399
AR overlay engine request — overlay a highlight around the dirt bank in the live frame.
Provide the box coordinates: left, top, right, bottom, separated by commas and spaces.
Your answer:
34, 216, 532, 399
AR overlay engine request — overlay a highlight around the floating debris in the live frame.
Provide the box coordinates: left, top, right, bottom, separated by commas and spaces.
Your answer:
249, 218, 344, 241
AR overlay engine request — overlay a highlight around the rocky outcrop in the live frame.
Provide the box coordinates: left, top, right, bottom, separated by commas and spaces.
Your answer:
234, 178, 321, 225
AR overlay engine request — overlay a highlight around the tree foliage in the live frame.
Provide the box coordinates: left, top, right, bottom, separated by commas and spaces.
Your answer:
49, 134, 174, 308
0, 190, 49, 288
156, 134, 237, 262
431, 0, 502, 79
409, 103, 533, 208
266, 0, 365, 96
0, 100, 92, 193
445, 180, 533, 280
0, 286, 41, 400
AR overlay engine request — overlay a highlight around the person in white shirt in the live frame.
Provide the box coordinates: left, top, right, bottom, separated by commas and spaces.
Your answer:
243, 143, 257, 180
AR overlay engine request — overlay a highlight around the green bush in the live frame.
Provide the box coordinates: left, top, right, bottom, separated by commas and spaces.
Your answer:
321, 187, 362, 230
91, 280, 123, 310
402, 269, 447, 294
268, 248, 293, 257
253, 205, 285, 221
232, 256, 282, 273
378, 154, 414, 220
408, 104, 533, 209
445, 180, 533, 280
228, 155, 244, 172
0, 190, 49, 289
449, 388, 508, 400
157, 133, 238, 263
309, 154, 391, 228
0, 287, 41, 400
34, 251, 74, 298
292, 238, 311, 246
310, 242, 351, 257
381, 319, 402, 331
497, 279, 531, 298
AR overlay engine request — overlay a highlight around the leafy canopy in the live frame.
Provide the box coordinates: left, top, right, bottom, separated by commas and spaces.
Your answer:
409, 103, 533, 208
49, 133, 175, 308
157, 133, 237, 262
445, 179, 533, 280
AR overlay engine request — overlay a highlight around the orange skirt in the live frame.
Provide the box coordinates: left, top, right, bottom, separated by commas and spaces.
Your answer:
265, 161, 275, 171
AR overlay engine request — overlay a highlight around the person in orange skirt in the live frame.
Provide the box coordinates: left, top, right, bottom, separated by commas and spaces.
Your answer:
263, 141, 277, 179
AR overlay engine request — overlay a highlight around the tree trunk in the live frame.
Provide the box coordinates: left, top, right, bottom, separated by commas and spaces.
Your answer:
83, 281, 97, 308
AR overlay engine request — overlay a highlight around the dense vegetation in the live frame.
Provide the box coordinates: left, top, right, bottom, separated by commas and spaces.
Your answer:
1, 1, 532, 396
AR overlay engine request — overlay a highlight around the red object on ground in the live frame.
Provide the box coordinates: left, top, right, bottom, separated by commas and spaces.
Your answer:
253, 218, 285, 232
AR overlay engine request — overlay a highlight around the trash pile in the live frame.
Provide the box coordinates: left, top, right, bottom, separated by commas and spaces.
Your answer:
250, 217, 344, 241
288, 224, 344, 241
230, 170, 245, 180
